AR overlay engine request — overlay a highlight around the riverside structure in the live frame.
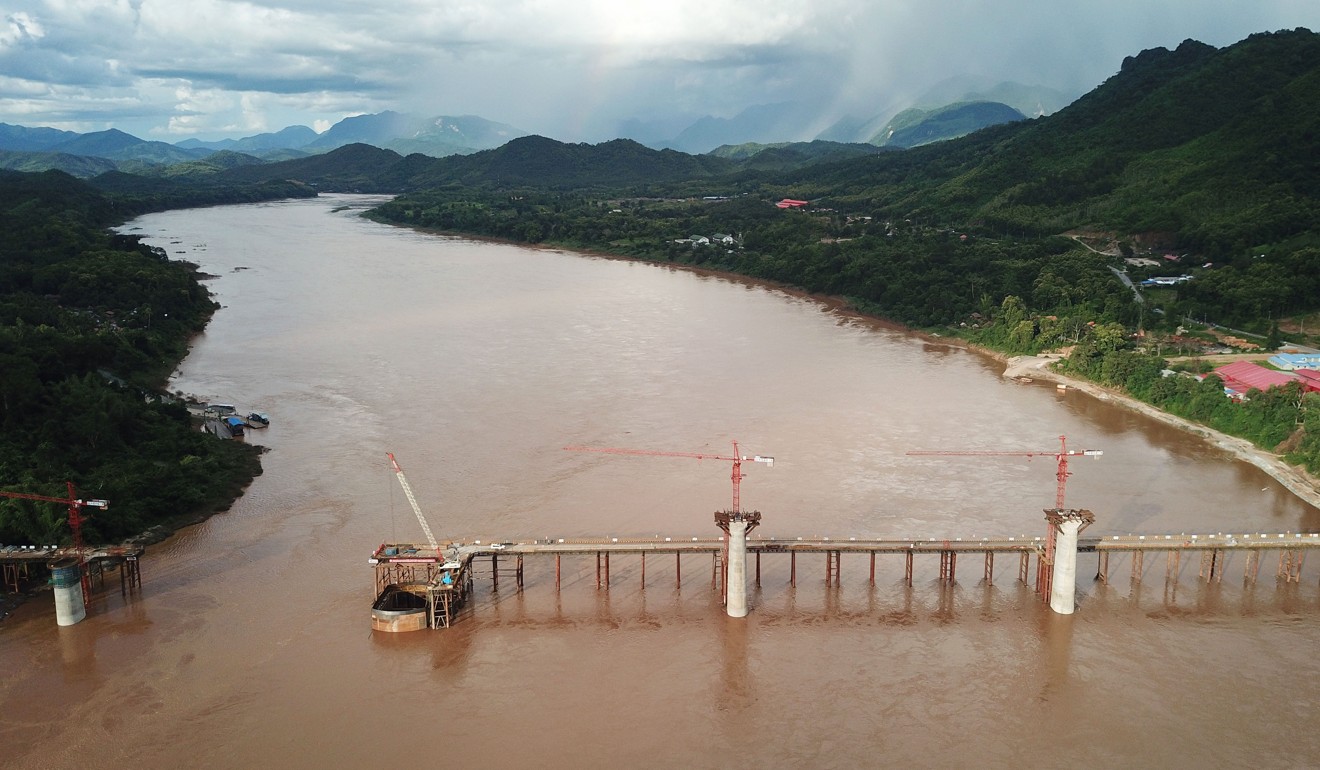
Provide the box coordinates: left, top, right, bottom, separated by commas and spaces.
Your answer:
370, 508, 1320, 630
1, 544, 145, 625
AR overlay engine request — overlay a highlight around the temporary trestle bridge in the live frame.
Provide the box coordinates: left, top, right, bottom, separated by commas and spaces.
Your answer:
369, 508, 1320, 630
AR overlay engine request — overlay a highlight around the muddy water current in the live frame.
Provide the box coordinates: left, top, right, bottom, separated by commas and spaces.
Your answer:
3, 195, 1319, 768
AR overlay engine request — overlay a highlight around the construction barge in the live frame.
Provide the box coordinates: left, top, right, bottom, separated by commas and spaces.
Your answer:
370, 529, 1320, 631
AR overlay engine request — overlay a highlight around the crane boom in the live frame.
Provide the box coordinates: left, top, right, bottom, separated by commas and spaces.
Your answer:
387, 453, 438, 550
564, 441, 773, 512
907, 435, 1101, 509
907, 434, 1102, 601
565, 446, 738, 462
0, 483, 107, 608
0, 484, 106, 553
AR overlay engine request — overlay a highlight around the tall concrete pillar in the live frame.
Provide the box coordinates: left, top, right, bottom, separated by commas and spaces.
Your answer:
726, 519, 749, 618
1049, 518, 1082, 615
51, 558, 87, 626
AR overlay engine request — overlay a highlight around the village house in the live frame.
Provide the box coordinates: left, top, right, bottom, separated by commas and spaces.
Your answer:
1268, 352, 1320, 370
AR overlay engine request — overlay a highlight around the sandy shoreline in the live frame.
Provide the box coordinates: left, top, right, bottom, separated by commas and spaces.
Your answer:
1002, 353, 1320, 510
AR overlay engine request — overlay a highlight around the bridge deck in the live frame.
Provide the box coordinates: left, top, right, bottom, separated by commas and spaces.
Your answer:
370, 531, 1320, 629
373, 531, 1320, 561
1, 545, 145, 594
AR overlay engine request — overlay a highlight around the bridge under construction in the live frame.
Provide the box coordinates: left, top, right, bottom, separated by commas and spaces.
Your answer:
1, 544, 144, 624
369, 510, 1320, 631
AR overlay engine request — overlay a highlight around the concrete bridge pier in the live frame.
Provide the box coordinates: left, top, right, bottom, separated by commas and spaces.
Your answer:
1047, 509, 1095, 615
51, 558, 87, 626
715, 510, 761, 619
726, 519, 749, 617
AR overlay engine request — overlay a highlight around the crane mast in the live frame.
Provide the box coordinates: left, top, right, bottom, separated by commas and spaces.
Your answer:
387, 453, 439, 551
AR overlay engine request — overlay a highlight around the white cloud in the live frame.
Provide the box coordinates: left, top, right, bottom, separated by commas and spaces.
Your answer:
2, 12, 46, 47
1, 0, 1318, 140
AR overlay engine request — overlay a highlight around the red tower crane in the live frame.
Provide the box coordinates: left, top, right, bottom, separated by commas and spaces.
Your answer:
906, 435, 1100, 511
906, 435, 1101, 597
0, 482, 108, 603
565, 441, 773, 604
563, 440, 773, 513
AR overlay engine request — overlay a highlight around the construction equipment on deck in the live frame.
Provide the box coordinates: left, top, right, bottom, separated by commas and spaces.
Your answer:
386, 453, 439, 551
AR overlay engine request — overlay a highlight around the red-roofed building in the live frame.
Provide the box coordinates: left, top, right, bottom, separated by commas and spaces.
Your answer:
776, 199, 809, 209
1212, 360, 1320, 399
1296, 369, 1320, 388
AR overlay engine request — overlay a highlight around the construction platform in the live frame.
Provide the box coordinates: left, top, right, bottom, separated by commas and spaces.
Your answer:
371, 531, 1320, 630
2, 544, 145, 596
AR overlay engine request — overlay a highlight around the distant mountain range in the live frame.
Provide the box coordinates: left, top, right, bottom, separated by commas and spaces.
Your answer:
652, 102, 832, 154
0, 111, 532, 177
819, 79, 1077, 145
0, 76, 1072, 177
871, 101, 1028, 148
176, 125, 319, 154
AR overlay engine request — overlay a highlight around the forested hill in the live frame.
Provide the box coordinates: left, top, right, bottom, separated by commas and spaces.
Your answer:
784, 29, 1320, 256
371, 29, 1319, 342
0, 171, 265, 545
403, 136, 734, 189
217, 136, 735, 191
222, 29, 1320, 261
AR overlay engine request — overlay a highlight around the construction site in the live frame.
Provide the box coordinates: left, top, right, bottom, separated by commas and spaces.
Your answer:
370, 438, 1320, 631
0, 483, 144, 625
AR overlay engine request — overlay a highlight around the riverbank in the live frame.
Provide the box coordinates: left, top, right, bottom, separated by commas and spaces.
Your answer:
382, 216, 1320, 513
1003, 353, 1320, 510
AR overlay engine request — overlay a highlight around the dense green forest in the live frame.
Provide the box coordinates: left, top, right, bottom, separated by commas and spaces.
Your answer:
371, 190, 1140, 331
0, 170, 294, 545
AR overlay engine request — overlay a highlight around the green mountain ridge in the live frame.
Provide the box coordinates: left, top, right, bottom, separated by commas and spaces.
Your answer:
0, 150, 118, 177
708, 140, 892, 166
41, 27, 1310, 266
870, 101, 1027, 147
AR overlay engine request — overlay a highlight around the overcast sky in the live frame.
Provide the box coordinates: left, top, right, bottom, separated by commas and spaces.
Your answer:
3, 0, 1318, 143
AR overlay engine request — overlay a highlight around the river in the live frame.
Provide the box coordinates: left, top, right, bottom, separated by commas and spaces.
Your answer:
2, 194, 1319, 768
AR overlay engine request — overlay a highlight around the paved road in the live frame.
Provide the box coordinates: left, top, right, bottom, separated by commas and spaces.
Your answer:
1108, 265, 1144, 304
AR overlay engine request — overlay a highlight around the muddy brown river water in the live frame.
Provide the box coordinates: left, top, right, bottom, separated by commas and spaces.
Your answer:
2, 195, 1319, 768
